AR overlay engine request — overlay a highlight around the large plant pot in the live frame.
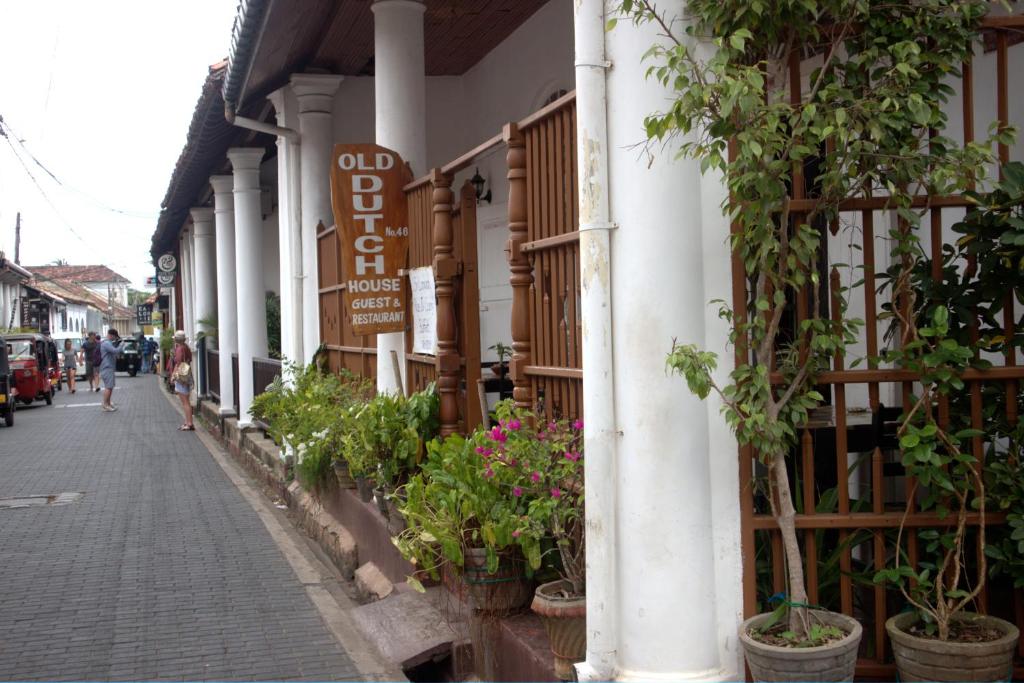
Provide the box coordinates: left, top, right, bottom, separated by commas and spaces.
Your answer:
354, 476, 373, 504
886, 612, 1018, 682
739, 610, 862, 682
531, 580, 586, 680
332, 460, 356, 489
463, 547, 533, 615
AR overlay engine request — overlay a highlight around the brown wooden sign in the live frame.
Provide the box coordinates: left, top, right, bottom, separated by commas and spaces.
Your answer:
330, 144, 409, 336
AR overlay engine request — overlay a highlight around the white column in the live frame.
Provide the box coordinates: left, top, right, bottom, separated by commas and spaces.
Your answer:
373, 0, 426, 395
228, 147, 269, 427
267, 87, 304, 368
180, 227, 195, 340
211, 175, 238, 416
191, 207, 217, 396
290, 73, 343, 364
596, 2, 740, 679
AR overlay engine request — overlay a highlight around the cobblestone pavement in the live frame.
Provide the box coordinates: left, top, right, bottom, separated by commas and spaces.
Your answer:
0, 375, 362, 681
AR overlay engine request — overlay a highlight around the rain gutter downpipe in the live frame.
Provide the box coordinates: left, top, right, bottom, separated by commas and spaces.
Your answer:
574, 0, 618, 680
225, 104, 299, 143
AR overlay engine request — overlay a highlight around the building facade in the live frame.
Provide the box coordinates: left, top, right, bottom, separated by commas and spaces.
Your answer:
154, 1, 1024, 680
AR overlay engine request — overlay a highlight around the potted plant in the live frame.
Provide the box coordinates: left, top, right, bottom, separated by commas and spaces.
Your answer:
395, 413, 546, 614
488, 405, 587, 681
873, 164, 1023, 682
615, 0, 998, 678
488, 341, 512, 379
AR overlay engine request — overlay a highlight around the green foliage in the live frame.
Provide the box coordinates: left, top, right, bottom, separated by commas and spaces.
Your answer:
615, 0, 1007, 638
870, 167, 1022, 640
265, 292, 281, 360
196, 314, 218, 343
159, 328, 173, 357
339, 386, 439, 483
249, 363, 374, 490
395, 402, 585, 594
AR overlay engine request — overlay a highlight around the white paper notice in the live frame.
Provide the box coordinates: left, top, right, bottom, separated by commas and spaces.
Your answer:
409, 266, 437, 355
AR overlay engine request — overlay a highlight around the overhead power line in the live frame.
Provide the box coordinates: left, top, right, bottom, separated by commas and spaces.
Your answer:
0, 114, 158, 219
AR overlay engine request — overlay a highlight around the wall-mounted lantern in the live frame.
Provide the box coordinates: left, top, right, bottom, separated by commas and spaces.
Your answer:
470, 167, 492, 204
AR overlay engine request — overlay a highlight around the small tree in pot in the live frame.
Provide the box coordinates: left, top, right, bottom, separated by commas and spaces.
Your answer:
614, 0, 997, 678
874, 163, 1022, 682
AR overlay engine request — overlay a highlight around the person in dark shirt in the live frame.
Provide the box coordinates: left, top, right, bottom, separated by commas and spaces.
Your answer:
81, 332, 99, 393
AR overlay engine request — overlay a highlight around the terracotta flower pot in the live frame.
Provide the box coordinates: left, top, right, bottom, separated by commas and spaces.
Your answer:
462, 547, 533, 615
886, 612, 1019, 682
331, 459, 356, 489
354, 476, 373, 503
739, 610, 862, 682
531, 580, 586, 680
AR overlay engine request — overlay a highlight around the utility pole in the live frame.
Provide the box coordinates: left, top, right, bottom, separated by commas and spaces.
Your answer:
14, 212, 21, 264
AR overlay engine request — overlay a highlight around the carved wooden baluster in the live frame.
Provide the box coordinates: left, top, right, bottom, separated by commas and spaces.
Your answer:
431, 169, 459, 436
504, 123, 532, 412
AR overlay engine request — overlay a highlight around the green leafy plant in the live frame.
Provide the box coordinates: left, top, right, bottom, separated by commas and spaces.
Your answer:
395, 401, 585, 593
339, 386, 439, 486
250, 363, 374, 490
266, 292, 281, 360
872, 162, 1024, 639
615, 0, 1001, 641
196, 314, 218, 343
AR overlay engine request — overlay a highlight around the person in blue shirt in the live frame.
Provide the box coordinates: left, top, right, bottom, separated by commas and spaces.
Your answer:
100, 328, 123, 412
141, 337, 156, 374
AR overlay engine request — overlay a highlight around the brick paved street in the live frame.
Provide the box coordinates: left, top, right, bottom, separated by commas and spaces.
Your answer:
0, 375, 365, 681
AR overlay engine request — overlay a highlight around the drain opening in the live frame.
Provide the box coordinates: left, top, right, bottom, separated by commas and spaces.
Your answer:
0, 492, 85, 509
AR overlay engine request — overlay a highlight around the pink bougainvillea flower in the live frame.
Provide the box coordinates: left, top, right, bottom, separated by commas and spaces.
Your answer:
512, 486, 523, 497
512, 530, 521, 538
508, 459, 518, 467
530, 471, 541, 483
550, 488, 562, 499
508, 418, 522, 431
563, 451, 580, 462
572, 419, 584, 431
548, 421, 558, 431
537, 431, 547, 441
484, 467, 495, 478
475, 446, 493, 457
490, 426, 508, 443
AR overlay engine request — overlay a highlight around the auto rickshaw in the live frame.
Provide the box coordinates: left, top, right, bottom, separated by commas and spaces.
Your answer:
0, 335, 14, 426
6, 333, 55, 407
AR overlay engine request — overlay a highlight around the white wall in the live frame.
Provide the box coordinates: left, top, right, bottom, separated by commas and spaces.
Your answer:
260, 158, 281, 297
83, 281, 128, 307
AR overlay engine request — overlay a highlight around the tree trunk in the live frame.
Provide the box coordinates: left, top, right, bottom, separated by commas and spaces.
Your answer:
771, 453, 811, 638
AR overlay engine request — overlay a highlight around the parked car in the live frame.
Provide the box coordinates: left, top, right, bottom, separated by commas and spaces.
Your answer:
116, 338, 140, 376
6, 333, 55, 406
0, 335, 14, 427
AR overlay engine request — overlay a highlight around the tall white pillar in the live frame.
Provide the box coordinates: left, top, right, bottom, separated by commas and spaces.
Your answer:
373, 0, 426, 395
290, 73, 343, 364
190, 207, 217, 396
180, 227, 195, 341
228, 147, 269, 427
582, 2, 741, 679
211, 175, 238, 416
267, 87, 304, 369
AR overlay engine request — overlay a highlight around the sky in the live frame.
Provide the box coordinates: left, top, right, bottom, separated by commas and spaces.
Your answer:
0, 0, 238, 291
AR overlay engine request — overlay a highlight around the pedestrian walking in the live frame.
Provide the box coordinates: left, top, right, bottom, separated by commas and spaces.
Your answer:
100, 328, 122, 412
170, 330, 194, 431
62, 338, 78, 394
82, 332, 100, 392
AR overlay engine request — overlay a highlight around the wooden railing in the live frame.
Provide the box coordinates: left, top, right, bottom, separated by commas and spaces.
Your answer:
316, 221, 377, 379
735, 17, 1024, 679
253, 356, 282, 396
507, 92, 581, 422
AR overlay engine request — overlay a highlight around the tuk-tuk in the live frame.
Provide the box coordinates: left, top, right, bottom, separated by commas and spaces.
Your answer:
0, 335, 14, 426
45, 338, 61, 390
6, 333, 55, 407
116, 337, 140, 377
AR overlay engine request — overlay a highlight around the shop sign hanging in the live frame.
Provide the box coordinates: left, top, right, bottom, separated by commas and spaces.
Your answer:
330, 144, 409, 336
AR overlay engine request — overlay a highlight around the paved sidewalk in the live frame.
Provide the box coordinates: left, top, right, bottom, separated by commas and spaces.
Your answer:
0, 375, 363, 681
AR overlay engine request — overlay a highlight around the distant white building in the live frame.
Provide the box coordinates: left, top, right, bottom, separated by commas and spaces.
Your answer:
0, 252, 30, 330
28, 265, 131, 307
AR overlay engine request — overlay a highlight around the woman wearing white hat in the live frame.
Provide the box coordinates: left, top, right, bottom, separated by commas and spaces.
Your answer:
169, 330, 195, 431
